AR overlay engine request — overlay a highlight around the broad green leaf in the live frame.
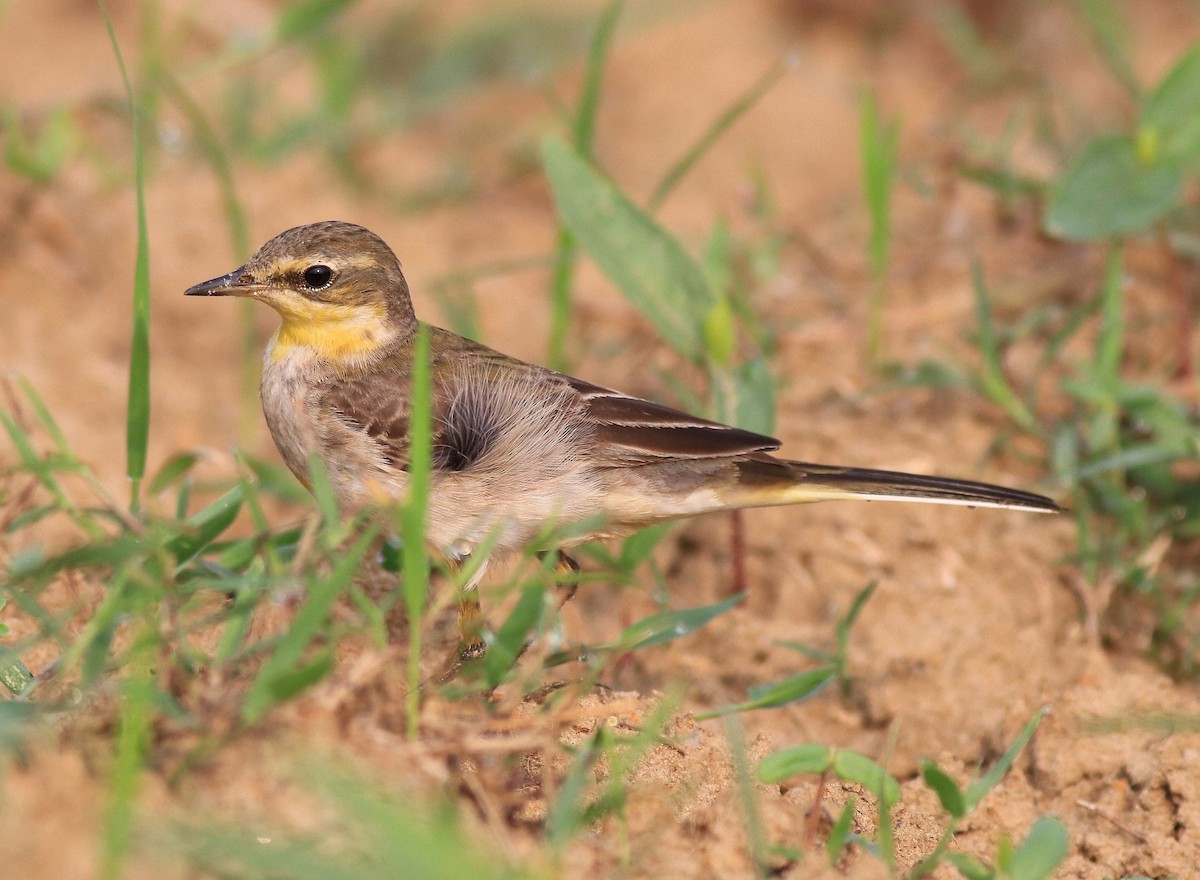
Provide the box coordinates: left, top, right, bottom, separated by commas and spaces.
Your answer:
832, 750, 900, 806
542, 137, 716, 362
756, 743, 832, 782
921, 759, 966, 818
1007, 817, 1070, 880
1044, 134, 1181, 240
612, 593, 743, 653
1140, 44, 1200, 166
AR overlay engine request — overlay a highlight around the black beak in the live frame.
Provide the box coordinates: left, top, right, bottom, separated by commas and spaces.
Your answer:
184, 268, 259, 297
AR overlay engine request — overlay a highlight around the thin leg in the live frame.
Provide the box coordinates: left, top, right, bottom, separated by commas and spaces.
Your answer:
551, 550, 580, 610
456, 588, 487, 661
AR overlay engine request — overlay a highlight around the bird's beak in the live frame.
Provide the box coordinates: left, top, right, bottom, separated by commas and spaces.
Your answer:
184, 268, 264, 297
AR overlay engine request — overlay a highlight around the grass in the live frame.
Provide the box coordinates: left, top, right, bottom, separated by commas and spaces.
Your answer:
5, 2, 1199, 878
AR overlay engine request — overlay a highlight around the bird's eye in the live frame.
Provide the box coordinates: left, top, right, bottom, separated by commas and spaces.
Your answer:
303, 264, 333, 289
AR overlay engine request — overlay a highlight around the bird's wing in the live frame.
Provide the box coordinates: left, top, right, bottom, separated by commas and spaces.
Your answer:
322, 378, 412, 468
561, 375, 781, 466
321, 328, 780, 473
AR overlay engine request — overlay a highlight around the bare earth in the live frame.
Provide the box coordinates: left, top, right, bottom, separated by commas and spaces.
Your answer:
1, 1, 1198, 877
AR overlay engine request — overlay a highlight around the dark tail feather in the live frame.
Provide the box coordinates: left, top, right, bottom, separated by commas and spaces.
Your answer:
733, 456, 1063, 514
789, 461, 1063, 513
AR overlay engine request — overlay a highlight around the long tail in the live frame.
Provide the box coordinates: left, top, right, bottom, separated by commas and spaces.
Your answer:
734, 457, 1062, 514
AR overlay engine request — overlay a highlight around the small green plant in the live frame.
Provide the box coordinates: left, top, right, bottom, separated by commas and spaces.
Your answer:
777, 581, 877, 699
923, 29, 1200, 675
2, 104, 77, 183
756, 710, 1067, 878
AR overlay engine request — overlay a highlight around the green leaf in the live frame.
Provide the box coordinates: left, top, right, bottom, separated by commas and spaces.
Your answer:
263, 649, 335, 703
611, 593, 743, 653
542, 137, 716, 363
756, 743, 833, 783
165, 486, 245, 567
1140, 44, 1200, 166
1007, 817, 1069, 880
485, 585, 547, 687
826, 800, 856, 863
698, 666, 834, 719
0, 701, 38, 754
944, 851, 991, 880
148, 452, 200, 494
964, 708, 1045, 809
921, 759, 966, 818
970, 262, 1037, 432
3, 104, 76, 183
241, 527, 376, 724
1044, 134, 1181, 240
832, 750, 900, 807
275, 0, 356, 42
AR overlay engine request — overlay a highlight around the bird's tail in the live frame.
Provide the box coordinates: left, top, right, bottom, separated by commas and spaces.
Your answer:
732, 457, 1062, 514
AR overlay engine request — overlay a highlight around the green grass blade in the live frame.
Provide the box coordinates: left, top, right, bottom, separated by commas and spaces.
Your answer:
648, 59, 787, 212
402, 324, 433, 739
1094, 243, 1124, 382
610, 593, 743, 653
574, 0, 623, 159
696, 666, 834, 719
971, 260, 1037, 432
547, 0, 624, 371
1079, 0, 1141, 100
241, 527, 377, 725
100, 646, 156, 880
964, 708, 1045, 809
164, 485, 245, 567
99, 0, 151, 513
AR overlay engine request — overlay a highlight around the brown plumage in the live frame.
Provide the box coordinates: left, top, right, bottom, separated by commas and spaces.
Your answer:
185, 221, 1060, 591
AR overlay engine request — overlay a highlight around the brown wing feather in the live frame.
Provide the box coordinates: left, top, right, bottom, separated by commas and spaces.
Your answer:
562, 376, 780, 465
321, 327, 781, 474
322, 380, 412, 468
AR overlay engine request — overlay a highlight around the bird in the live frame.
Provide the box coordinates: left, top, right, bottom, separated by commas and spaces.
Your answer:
186, 221, 1061, 658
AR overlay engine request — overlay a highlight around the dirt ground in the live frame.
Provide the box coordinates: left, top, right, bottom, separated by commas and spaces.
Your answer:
2, 1, 1199, 877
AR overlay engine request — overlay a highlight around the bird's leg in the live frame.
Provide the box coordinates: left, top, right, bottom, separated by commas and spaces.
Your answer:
456, 587, 487, 661
546, 549, 580, 610
434, 554, 490, 684
435, 586, 487, 685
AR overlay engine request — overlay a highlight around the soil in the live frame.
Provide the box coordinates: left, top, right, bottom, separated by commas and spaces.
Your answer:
2, 1, 1199, 878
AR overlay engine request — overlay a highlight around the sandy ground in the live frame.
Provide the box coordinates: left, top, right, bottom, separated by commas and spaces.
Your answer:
2, 1, 1199, 877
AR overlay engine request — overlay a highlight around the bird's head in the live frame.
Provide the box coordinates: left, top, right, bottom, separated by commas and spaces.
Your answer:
185, 221, 416, 362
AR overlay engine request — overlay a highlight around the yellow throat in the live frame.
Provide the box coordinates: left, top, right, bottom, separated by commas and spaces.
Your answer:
268, 299, 393, 362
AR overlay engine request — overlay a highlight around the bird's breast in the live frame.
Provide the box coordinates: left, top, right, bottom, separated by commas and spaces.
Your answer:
260, 346, 322, 487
